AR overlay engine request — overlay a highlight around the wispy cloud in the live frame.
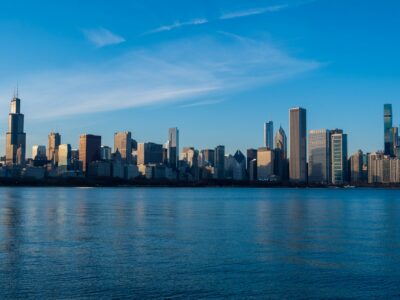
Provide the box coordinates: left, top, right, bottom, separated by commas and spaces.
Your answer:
146, 18, 208, 35
0, 34, 321, 119
179, 99, 225, 108
220, 5, 289, 20
82, 27, 125, 48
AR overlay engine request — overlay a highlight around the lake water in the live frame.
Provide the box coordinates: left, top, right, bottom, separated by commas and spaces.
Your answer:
0, 187, 399, 299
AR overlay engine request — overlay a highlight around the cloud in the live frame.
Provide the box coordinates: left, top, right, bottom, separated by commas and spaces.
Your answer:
0, 34, 321, 120
82, 27, 125, 48
146, 18, 208, 34
179, 99, 225, 108
220, 5, 289, 20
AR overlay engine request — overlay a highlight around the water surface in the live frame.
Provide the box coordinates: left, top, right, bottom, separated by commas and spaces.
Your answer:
0, 188, 399, 299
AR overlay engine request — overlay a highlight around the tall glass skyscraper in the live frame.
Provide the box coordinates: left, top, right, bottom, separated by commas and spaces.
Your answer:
384, 104, 393, 156
308, 129, 331, 184
289, 107, 307, 183
264, 121, 274, 149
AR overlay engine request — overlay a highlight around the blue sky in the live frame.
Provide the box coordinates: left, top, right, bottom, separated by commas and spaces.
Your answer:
0, 0, 399, 156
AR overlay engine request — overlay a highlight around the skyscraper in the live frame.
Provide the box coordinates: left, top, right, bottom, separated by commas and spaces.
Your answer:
350, 150, 365, 184
79, 134, 101, 173
214, 145, 225, 179
200, 149, 215, 167
264, 121, 274, 149
246, 148, 257, 168
274, 126, 288, 181
257, 147, 275, 181
48, 132, 61, 165
58, 144, 72, 171
137, 142, 163, 165
168, 127, 179, 169
308, 129, 331, 184
6, 95, 26, 165
32, 145, 47, 160
331, 130, 348, 184
384, 104, 393, 156
289, 107, 307, 183
114, 131, 132, 163
100, 146, 112, 161
275, 126, 287, 159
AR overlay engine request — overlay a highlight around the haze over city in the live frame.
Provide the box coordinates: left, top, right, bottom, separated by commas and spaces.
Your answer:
0, 0, 399, 155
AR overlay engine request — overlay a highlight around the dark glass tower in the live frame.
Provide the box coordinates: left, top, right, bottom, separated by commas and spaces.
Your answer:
6, 96, 26, 165
384, 104, 393, 156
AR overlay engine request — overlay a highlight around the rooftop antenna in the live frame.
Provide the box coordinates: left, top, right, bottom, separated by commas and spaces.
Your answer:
16, 82, 19, 98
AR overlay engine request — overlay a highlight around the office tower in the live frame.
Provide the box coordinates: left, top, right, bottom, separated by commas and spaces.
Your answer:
232, 150, 246, 180
308, 129, 331, 184
114, 131, 132, 163
391, 127, 399, 156
257, 147, 275, 181
247, 149, 258, 180
100, 146, 112, 161
137, 142, 163, 165
58, 144, 72, 171
246, 149, 257, 167
384, 104, 393, 156
200, 149, 215, 167
289, 107, 307, 183
168, 127, 179, 169
368, 152, 395, 184
248, 159, 257, 181
32, 145, 47, 160
264, 121, 274, 149
274, 126, 288, 181
368, 152, 382, 183
48, 132, 61, 164
181, 147, 198, 167
350, 150, 365, 184
79, 134, 101, 173
181, 147, 199, 180
275, 126, 287, 159
331, 130, 348, 184
6, 95, 26, 165
214, 145, 225, 179
131, 139, 138, 151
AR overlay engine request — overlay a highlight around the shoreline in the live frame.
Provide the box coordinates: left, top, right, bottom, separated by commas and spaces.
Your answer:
0, 178, 400, 188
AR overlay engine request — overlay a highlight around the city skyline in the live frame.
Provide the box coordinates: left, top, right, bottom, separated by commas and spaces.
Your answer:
1, 94, 400, 161
1, 1, 400, 155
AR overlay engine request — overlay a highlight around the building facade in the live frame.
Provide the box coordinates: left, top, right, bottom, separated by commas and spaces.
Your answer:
167, 127, 179, 169
308, 129, 331, 184
289, 107, 307, 183
264, 121, 274, 149
257, 147, 275, 181
331, 130, 348, 184
6, 96, 26, 165
32, 145, 47, 160
350, 150, 366, 184
79, 134, 101, 173
137, 142, 164, 165
114, 131, 132, 163
214, 145, 225, 179
58, 144, 72, 171
48, 132, 61, 165
384, 104, 394, 156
